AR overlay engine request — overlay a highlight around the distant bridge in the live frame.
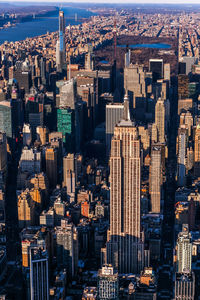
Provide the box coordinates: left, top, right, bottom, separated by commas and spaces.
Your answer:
32, 14, 85, 22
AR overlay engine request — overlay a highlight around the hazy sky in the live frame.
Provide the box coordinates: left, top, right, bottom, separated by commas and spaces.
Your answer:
3, 0, 200, 4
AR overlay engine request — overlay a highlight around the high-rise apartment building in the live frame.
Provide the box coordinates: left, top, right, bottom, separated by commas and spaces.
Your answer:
56, 10, 66, 73
149, 145, 162, 213
155, 98, 165, 143
176, 224, 192, 274
106, 95, 143, 274
30, 247, 49, 300
97, 264, 118, 300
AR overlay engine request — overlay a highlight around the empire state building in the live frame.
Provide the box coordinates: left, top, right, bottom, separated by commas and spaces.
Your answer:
106, 94, 144, 274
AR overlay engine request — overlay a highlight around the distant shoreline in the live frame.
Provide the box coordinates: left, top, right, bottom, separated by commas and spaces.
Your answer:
0, 6, 95, 44
0, 6, 57, 31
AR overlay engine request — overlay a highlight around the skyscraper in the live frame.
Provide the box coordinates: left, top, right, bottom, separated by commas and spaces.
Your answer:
18, 189, 35, 229
55, 219, 78, 278
45, 147, 57, 188
63, 154, 76, 201
0, 101, 13, 139
149, 59, 163, 82
106, 94, 143, 274
30, 247, 49, 300
176, 224, 192, 274
194, 125, 200, 176
177, 127, 187, 186
57, 108, 75, 151
149, 145, 162, 213
56, 10, 66, 73
105, 103, 124, 155
155, 98, 165, 143
0, 133, 7, 189
174, 272, 195, 300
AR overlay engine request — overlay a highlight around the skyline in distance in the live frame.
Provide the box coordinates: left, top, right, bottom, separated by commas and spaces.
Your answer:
4, 0, 200, 4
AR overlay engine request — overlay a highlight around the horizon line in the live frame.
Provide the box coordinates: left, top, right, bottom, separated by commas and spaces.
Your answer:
3, 1, 200, 4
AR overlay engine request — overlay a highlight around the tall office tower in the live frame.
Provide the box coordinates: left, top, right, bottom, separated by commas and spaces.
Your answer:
0, 101, 13, 140
40, 57, 46, 85
164, 63, 170, 81
106, 94, 143, 274
23, 124, 32, 146
106, 103, 124, 155
174, 272, 195, 300
178, 98, 193, 115
28, 173, 49, 199
0, 190, 5, 224
97, 264, 118, 300
85, 44, 95, 71
30, 247, 49, 300
0, 133, 7, 189
124, 64, 149, 110
76, 74, 98, 133
155, 98, 165, 143
63, 154, 76, 201
59, 79, 76, 109
124, 49, 131, 68
149, 59, 163, 82
178, 75, 189, 99
160, 80, 169, 100
66, 171, 75, 203
179, 111, 193, 137
45, 147, 57, 188
14, 62, 32, 94
138, 126, 150, 156
57, 108, 75, 152
194, 125, 200, 176
36, 126, 49, 145
18, 189, 35, 229
149, 145, 162, 213
56, 10, 66, 73
177, 127, 187, 186
176, 224, 192, 273
63, 153, 75, 176
151, 123, 158, 143
56, 220, 78, 278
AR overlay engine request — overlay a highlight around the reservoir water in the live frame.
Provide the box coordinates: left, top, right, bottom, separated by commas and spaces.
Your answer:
118, 43, 171, 49
0, 7, 94, 44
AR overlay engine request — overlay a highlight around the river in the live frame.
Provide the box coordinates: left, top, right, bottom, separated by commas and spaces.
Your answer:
0, 6, 94, 44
